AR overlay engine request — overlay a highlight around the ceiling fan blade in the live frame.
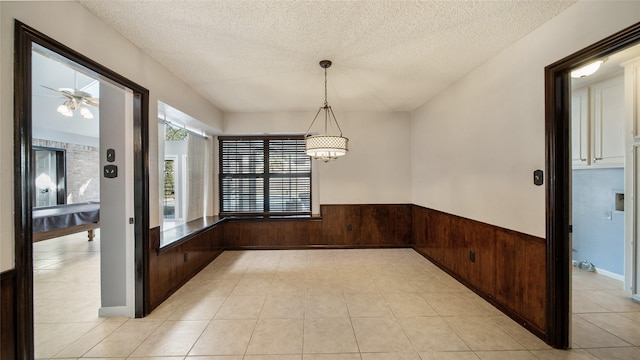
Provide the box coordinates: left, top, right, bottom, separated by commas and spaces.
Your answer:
83, 98, 100, 107
41, 85, 75, 100
59, 88, 76, 96
73, 90, 92, 98
40, 85, 60, 93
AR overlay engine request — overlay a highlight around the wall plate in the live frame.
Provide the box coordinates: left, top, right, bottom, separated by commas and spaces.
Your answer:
106, 148, 115, 162
104, 164, 118, 178
533, 170, 543, 186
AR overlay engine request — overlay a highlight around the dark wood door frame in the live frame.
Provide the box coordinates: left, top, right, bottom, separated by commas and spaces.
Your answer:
545, 22, 640, 348
13, 21, 150, 359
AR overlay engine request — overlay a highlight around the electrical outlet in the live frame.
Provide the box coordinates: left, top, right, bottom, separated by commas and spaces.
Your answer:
184, 252, 188, 262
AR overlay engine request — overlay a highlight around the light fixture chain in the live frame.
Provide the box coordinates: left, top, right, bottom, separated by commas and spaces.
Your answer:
324, 66, 328, 107
325, 104, 329, 134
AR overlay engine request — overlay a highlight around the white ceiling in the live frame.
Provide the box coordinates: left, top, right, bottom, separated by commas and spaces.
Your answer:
79, 0, 577, 113
32, 45, 100, 139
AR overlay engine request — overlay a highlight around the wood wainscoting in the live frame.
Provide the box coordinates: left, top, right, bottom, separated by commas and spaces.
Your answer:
147, 224, 224, 312
1, 269, 16, 360
412, 205, 547, 338
223, 204, 412, 249
142, 204, 546, 341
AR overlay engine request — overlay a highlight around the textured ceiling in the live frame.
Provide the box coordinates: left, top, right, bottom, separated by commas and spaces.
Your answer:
79, 1, 576, 113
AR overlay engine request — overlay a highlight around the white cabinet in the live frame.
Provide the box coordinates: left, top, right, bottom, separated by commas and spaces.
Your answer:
572, 74, 625, 168
571, 88, 589, 166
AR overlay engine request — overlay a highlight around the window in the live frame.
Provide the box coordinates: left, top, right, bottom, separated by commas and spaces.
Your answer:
219, 136, 311, 215
159, 112, 211, 237
32, 146, 66, 207
162, 124, 188, 224
163, 158, 177, 219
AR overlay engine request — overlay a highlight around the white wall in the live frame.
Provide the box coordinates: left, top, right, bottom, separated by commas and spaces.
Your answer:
411, 0, 640, 238
224, 111, 412, 206
0, 1, 223, 272
98, 83, 134, 316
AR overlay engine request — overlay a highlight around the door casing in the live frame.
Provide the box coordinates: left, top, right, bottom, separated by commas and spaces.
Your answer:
545, 21, 640, 348
13, 21, 150, 359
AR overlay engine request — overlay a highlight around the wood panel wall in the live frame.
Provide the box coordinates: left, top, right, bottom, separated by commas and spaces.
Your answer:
144, 204, 546, 338
412, 206, 546, 337
1, 269, 16, 360
147, 225, 223, 312
223, 204, 412, 248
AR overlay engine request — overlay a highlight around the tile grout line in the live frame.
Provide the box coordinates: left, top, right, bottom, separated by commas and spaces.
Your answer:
342, 290, 364, 359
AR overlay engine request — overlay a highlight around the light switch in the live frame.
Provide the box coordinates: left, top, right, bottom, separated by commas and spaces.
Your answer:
106, 148, 115, 162
533, 170, 543, 186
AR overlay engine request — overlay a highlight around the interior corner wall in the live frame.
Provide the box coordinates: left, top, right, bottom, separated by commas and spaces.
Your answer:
0, 1, 224, 272
410, 1, 640, 238
0, 1, 11, 272
223, 111, 412, 205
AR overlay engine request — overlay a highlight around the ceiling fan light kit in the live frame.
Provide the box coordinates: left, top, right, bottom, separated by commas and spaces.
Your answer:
79, 105, 94, 119
43, 84, 99, 119
304, 60, 349, 162
56, 102, 73, 117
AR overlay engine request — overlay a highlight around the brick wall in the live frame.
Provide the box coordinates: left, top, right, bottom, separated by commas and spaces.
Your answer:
33, 139, 100, 204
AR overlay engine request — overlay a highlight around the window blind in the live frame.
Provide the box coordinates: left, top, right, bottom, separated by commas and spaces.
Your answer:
219, 136, 311, 215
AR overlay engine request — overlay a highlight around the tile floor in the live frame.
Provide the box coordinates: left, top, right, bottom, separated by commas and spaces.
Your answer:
33, 231, 640, 359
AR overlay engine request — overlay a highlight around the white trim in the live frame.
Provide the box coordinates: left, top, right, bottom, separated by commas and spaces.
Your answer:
98, 306, 132, 318
182, 154, 188, 220
595, 267, 625, 282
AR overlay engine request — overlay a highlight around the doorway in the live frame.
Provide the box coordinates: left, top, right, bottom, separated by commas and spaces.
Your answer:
569, 45, 640, 282
31, 43, 109, 357
13, 21, 150, 358
546, 22, 640, 348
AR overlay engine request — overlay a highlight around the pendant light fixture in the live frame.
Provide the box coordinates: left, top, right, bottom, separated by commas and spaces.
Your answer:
304, 60, 348, 162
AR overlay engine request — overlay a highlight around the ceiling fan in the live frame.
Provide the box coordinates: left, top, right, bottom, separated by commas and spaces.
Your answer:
41, 82, 99, 119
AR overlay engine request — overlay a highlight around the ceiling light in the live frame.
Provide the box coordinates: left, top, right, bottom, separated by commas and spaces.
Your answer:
304, 60, 349, 162
80, 106, 94, 119
56, 102, 73, 117
571, 60, 604, 78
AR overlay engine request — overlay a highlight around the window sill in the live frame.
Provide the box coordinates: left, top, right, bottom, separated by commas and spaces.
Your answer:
159, 216, 224, 251
158, 214, 322, 253
223, 214, 322, 221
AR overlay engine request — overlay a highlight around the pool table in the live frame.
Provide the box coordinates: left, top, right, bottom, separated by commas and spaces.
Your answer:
32, 201, 100, 242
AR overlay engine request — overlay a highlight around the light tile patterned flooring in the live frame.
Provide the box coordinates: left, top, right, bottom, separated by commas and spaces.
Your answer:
33, 231, 640, 359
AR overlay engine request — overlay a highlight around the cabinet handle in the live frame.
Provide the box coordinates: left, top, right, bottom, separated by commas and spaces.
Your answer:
593, 157, 603, 162
581, 158, 587, 162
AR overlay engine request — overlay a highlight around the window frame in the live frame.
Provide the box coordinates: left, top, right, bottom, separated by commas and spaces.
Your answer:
218, 135, 312, 217
32, 146, 67, 207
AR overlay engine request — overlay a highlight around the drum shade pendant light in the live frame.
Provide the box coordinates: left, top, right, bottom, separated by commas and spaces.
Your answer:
304, 60, 348, 162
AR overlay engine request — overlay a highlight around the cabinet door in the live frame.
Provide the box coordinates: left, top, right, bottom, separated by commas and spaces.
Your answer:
571, 88, 590, 166
593, 75, 624, 166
